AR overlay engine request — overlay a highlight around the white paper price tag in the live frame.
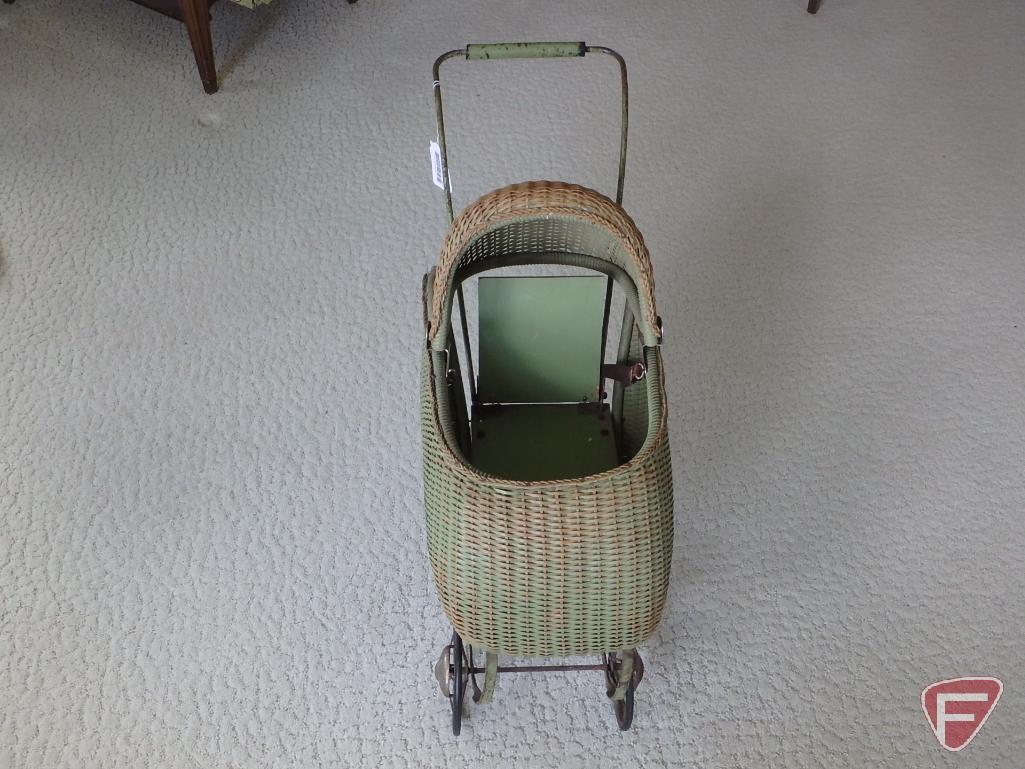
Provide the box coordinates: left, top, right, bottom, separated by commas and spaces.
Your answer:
429, 140, 446, 190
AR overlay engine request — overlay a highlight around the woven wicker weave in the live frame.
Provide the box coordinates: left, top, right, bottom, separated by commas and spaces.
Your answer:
422, 181, 674, 658
428, 181, 663, 349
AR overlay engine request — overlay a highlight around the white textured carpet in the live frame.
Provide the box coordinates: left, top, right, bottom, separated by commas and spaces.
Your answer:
2, 1, 1024, 766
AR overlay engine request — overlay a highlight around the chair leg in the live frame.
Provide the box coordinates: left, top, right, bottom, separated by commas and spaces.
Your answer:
807, 0, 822, 13
2, 1, 16, 6
178, 0, 218, 94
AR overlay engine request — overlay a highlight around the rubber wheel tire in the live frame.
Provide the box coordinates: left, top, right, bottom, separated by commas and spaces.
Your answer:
605, 652, 639, 731
614, 684, 635, 731
450, 632, 466, 735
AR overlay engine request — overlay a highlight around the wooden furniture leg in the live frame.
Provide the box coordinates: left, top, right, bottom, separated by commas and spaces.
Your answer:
178, 0, 218, 94
807, 0, 822, 13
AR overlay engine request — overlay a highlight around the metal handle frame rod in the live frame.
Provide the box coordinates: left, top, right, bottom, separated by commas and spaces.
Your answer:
432, 43, 629, 223
471, 662, 606, 674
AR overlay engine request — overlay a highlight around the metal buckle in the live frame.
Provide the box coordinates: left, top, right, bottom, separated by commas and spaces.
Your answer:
602, 362, 646, 386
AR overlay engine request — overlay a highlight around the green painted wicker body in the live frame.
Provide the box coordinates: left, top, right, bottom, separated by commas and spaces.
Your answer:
421, 182, 674, 658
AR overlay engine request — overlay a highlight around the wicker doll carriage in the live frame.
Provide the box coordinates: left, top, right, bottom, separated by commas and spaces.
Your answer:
422, 43, 673, 734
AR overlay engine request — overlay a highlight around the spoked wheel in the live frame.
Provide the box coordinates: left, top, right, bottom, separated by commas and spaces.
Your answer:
434, 632, 470, 735
450, 633, 467, 734
604, 650, 644, 731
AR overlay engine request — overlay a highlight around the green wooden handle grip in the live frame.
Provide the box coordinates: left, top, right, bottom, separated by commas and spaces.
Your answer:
466, 42, 586, 60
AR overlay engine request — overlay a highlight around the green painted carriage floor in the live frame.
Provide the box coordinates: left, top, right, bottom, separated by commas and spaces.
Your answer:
470, 404, 619, 482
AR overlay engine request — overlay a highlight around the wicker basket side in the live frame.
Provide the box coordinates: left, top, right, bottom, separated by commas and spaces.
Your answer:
420, 344, 674, 658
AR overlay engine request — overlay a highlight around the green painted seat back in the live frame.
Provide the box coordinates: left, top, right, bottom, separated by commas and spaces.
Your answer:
477, 275, 607, 404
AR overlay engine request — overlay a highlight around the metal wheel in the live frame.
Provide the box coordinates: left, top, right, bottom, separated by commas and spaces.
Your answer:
434, 632, 470, 735
450, 632, 468, 735
614, 681, 635, 730
604, 650, 643, 731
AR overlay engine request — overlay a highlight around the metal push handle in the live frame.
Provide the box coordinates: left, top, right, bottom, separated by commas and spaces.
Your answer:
432, 42, 629, 222
466, 42, 586, 59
